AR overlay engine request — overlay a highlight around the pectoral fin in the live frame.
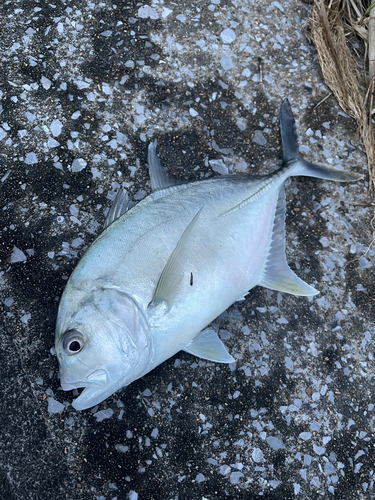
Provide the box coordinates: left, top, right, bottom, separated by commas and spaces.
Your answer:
148, 208, 202, 312
259, 186, 318, 296
183, 328, 235, 363
103, 188, 132, 230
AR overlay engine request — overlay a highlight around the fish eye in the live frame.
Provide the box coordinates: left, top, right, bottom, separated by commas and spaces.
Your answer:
62, 329, 85, 355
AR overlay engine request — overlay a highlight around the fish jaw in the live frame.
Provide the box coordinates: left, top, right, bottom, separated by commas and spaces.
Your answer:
72, 382, 121, 411
60, 368, 107, 392
60, 368, 124, 411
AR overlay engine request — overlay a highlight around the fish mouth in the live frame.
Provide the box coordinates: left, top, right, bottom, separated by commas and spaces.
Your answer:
60, 368, 107, 391
61, 368, 125, 411
60, 369, 115, 410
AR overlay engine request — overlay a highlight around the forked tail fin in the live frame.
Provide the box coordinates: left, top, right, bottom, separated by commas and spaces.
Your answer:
280, 98, 363, 183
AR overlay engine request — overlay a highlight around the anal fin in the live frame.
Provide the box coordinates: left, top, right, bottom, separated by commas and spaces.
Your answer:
259, 186, 318, 296
260, 264, 318, 296
183, 328, 235, 363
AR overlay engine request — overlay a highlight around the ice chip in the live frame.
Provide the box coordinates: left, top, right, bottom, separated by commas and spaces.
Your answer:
11, 246, 27, 263
252, 447, 264, 462
71, 158, 87, 172
270, 480, 281, 488
102, 83, 112, 95
91, 167, 101, 178
116, 131, 127, 145
252, 130, 267, 146
209, 159, 228, 175
41, 76, 52, 90
75, 80, 90, 90
115, 444, 129, 453
220, 465, 231, 475
230, 472, 243, 484
21, 313, 31, 324
267, 436, 285, 450
236, 118, 247, 131
50, 119, 63, 137
138, 5, 159, 19
94, 409, 114, 422
313, 444, 326, 455
162, 7, 173, 17
221, 28, 236, 43
48, 137, 60, 148
47, 397, 65, 413
26, 112, 36, 122
221, 53, 233, 70
71, 237, 84, 248
359, 257, 371, 269
25, 152, 38, 164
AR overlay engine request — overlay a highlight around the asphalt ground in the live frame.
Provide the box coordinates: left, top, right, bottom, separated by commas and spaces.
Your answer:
1, 1, 374, 499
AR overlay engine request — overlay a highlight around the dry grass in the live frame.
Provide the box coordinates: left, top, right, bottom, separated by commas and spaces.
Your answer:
306, 0, 375, 194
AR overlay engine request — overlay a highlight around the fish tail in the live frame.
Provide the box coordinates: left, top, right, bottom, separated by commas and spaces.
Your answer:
280, 98, 363, 183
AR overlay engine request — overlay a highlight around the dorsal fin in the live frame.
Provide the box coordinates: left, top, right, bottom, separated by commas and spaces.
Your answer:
103, 188, 131, 230
148, 141, 182, 191
259, 186, 318, 296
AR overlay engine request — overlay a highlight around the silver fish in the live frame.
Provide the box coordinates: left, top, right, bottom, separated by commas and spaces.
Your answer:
55, 99, 362, 410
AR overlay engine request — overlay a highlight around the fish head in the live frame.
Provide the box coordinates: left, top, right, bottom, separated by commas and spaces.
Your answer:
55, 286, 154, 410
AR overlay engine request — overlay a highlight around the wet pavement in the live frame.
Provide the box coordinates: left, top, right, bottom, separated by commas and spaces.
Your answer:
1, 1, 374, 499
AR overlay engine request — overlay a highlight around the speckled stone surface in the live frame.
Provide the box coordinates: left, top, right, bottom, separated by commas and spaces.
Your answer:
1, 1, 374, 499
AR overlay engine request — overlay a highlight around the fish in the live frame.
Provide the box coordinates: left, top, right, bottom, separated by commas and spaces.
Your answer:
55, 99, 363, 410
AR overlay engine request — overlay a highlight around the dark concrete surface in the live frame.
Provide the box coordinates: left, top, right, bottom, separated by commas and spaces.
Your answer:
1, 1, 374, 499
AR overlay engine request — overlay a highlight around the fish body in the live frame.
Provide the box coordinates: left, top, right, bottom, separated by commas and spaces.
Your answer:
55, 100, 362, 410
